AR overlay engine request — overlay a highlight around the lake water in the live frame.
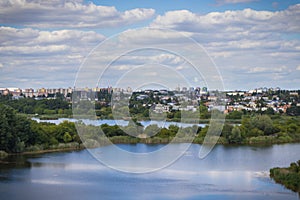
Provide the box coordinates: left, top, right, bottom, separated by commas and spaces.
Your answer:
1, 143, 300, 200
31, 118, 206, 128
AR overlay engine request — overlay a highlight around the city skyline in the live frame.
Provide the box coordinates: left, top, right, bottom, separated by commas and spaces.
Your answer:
0, 0, 299, 90
0, 85, 297, 94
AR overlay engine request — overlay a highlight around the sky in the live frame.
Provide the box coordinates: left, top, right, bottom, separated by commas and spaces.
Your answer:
0, 0, 299, 91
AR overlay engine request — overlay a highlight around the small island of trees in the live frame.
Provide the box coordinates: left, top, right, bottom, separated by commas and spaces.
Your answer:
270, 160, 300, 195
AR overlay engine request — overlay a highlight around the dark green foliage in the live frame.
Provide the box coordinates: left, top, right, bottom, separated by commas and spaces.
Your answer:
226, 111, 243, 119
101, 124, 126, 137
228, 126, 242, 144
220, 123, 233, 139
0, 104, 34, 152
286, 106, 300, 116
217, 114, 299, 144
270, 160, 300, 193
264, 107, 275, 115
0, 95, 71, 115
0, 104, 82, 153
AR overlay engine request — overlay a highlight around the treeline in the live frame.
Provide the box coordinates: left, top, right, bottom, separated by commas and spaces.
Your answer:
104, 114, 300, 145
0, 94, 71, 116
1, 103, 300, 154
202, 114, 300, 145
270, 160, 300, 194
0, 104, 80, 153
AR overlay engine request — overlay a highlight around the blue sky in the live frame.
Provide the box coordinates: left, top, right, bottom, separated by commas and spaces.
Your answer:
94, 0, 292, 13
0, 0, 299, 90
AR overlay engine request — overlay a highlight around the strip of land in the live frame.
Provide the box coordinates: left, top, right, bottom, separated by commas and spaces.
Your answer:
270, 160, 300, 194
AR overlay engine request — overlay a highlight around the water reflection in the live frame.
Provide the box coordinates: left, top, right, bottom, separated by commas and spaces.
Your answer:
0, 144, 299, 200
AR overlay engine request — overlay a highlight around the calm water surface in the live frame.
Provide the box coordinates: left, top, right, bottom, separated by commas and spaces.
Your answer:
0, 144, 300, 200
31, 118, 206, 128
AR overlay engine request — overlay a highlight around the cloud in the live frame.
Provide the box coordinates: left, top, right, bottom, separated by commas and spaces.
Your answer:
0, 26, 105, 54
215, 0, 259, 5
297, 65, 300, 71
149, 5, 300, 90
248, 67, 268, 73
0, 26, 105, 88
151, 5, 300, 34
1, 2, 299, 90
119, 28, 194, 45
247, 65, 288, 74
0, 0, 155, 28
111, 65, 132, 71
150, 4, 300, 61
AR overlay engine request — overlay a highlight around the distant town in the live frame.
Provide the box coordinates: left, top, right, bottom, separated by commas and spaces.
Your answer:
1, 86, 299, 116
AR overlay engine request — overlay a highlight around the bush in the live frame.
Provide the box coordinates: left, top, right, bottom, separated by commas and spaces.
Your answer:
248, 136, 274, 144
0, 150, 8, 158
25, 145, 43, 152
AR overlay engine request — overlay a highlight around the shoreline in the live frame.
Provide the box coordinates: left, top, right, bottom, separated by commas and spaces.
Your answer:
1, 146, 85, 158
2, 140, 300, 158
19, 146, 85, 155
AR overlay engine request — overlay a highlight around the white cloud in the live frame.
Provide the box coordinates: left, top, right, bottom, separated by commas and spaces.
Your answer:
0, 0, 155, 28
152, 5, 300, 34
150, 4, 300, 82
111, 65, 132, 71
215, 0, 259, 5
119, 28, 194, 45
0, 27, 105, 54
246, 65, 290, 74
248, 67, 268, 73
0, 2, 299, 90
0, 26, 106, 88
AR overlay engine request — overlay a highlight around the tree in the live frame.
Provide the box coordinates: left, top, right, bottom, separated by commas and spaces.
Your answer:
55, 121, 77, 142
228, 126, 242, 144
144, 124, 160, 137
199, 104, 210, 119
221, 123, 233, 139
226, 111, 243, 119
63, 132, 72, 143
250, 115, 274, 135
0, 104, 14, 151
286, 106, 300, 116
0, 104, 34, 152
264, 107, 275, 115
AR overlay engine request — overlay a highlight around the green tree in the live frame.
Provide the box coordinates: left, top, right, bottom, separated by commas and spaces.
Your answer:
226, 111, 243, 119
144, 124, 160, 137
286, 106, 300, 116
221, 123, 233, 139
250, 115, 274, 135
199, 104, 210, 119
264, 107, 275, 115
228, 126, 242, 144
0, 104, 34, 152
63, 132, 72, 143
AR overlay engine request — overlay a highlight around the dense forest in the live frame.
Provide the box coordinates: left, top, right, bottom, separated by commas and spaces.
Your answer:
270, 160, 300, 194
